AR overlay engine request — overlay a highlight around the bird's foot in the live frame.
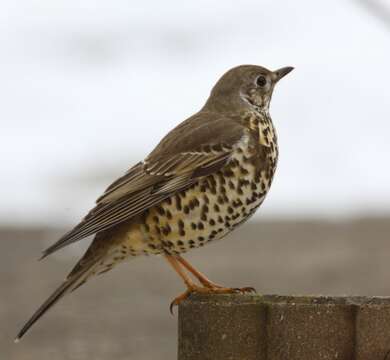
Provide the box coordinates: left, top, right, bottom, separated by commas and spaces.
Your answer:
169, 284, 256, 314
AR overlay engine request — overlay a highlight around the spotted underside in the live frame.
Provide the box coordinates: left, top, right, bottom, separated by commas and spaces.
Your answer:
105, 111, 279, 264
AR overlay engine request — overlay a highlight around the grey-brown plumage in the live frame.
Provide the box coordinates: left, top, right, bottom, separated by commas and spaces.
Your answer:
16, 64, 293, 341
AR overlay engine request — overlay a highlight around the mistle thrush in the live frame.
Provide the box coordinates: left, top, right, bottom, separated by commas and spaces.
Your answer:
16, 64, 293, 341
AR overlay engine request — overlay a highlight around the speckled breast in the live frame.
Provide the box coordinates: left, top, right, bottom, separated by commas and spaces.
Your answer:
142, 112, 278, 255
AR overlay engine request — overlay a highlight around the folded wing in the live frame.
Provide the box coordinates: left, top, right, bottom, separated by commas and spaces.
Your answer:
41, 113, 245, 258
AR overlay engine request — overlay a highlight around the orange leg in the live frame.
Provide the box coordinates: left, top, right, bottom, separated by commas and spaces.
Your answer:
175, 255, 225, 288
164, 253, 198, 289
164, 254, 256, 313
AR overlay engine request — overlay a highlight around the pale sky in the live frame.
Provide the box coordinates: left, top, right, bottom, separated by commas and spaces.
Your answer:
1, 0, 390, 225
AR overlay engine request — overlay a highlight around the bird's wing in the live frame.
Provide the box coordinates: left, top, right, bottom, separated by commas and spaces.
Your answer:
41, 113, 246, 258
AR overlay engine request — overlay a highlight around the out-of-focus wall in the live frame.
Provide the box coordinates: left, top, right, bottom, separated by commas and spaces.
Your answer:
3, 218, 390, 359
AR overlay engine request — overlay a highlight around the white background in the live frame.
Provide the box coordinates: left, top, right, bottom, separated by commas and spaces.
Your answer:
1, 0, 390, 225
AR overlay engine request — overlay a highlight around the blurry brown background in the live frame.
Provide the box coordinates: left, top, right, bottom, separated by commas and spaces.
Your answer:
2, 0, 390, 359
3, 218, 390, 359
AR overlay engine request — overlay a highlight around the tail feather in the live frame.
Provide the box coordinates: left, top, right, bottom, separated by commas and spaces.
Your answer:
15, 261, 100, 342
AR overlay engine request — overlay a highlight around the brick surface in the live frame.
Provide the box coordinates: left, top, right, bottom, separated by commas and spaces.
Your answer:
267, 302, 354, 360
178, 295, 267, 360
178, 294, 390, 360
355, 299, 390, 360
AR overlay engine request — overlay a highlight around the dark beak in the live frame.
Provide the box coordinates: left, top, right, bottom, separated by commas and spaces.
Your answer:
274, 66, 294, 81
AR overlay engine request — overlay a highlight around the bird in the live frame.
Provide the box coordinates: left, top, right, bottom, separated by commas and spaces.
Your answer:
15, 64, 293, 342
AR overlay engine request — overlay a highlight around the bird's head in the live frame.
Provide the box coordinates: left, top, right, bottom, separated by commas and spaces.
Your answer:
203, 65, 294, 113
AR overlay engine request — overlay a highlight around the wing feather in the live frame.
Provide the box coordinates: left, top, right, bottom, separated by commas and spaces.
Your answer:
41, 114, 246, 258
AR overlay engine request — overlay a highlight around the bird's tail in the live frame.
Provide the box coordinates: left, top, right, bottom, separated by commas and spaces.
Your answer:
15, 258, 102, 342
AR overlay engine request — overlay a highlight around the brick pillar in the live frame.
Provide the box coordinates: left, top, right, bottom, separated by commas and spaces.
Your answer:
178, 294, 390, 360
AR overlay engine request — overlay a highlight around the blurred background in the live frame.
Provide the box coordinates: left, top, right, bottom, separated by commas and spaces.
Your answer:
1, 0, 390, 359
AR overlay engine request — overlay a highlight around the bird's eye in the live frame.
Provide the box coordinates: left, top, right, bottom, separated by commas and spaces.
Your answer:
256, 76, 267, 87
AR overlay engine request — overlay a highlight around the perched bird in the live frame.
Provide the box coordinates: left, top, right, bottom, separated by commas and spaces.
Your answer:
16, 64, 293, 341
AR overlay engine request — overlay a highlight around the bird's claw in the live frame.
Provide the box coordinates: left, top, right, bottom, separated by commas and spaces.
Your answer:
233, 286, 257, 294
169, 289, 193, 315
169, 285, 257, 314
